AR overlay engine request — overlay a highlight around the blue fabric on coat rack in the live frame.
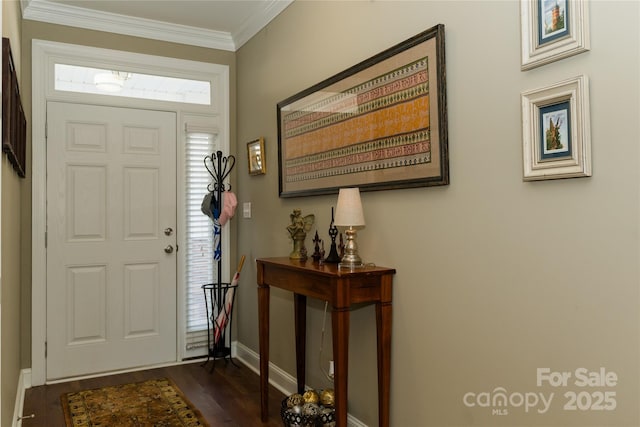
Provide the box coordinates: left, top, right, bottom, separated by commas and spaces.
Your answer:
213, 220, 221, 261
212, 193, 220, 220
212, 192, 221, 260
201, 191, 222, 261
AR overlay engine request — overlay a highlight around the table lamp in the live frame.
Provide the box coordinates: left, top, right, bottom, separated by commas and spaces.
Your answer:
334, 187, 365, 269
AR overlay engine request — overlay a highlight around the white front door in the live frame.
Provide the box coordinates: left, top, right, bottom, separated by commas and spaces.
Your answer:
46, 102, 177, 380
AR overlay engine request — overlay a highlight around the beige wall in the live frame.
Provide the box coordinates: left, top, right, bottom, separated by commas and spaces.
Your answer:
236, 1, 640, 425
19, 20, 238, 371
2, 1, 23, 426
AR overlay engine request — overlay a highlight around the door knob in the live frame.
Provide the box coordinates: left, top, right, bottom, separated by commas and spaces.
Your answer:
164, 227, 173, 236
164, 245, 174, 254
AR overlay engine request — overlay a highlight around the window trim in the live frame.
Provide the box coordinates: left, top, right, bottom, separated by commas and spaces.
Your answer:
31, 40, 230, 385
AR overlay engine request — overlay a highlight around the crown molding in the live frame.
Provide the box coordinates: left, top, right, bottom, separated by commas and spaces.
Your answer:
21, 0, 291, 52
232, 0, 293, 49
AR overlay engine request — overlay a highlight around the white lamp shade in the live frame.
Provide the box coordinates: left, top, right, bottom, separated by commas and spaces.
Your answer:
334, 188, 365, 227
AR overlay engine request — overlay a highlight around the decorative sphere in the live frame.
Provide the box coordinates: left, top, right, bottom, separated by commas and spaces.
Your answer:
320, 388, 335, 407
320, 406, 336, 426
291, 404, 303, 415
303, 389, 320, 404
287, 393, 304, 408
302, 402, 321, 417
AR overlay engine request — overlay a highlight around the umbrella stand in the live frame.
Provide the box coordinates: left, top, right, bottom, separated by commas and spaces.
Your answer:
202, 255, 245, 371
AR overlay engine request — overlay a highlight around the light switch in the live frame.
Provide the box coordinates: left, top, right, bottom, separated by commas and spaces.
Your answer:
243, 202, 252, 218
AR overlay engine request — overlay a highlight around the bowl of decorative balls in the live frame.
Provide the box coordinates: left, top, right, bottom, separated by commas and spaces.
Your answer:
281, 389, 336, 427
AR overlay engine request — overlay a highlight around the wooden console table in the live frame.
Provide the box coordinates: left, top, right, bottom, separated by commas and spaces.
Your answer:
257, 257, 395, 426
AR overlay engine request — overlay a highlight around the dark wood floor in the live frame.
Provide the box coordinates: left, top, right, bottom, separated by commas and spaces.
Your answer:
22, 359, 285, 426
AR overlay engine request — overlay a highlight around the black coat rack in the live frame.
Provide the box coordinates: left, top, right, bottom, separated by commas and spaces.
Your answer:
202, 150, 236, 368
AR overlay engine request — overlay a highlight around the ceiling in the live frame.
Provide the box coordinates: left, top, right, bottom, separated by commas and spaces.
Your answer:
21, 0, 293, 51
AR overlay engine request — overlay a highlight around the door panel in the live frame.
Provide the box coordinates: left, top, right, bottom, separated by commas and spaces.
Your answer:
124, 167, 159, 239
66, 164, 107, 241
46, 102, 177, 380
67, 265, 107, 344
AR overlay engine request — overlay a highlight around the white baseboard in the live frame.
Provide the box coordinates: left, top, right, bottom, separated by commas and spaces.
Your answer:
234, 341, 367, 427
13, 369, 32, 427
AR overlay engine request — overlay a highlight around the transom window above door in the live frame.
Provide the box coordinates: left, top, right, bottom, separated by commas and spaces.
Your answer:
54, 63, 211, 105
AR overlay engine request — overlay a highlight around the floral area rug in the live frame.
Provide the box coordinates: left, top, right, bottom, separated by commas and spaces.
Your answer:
61, 377, 210, 427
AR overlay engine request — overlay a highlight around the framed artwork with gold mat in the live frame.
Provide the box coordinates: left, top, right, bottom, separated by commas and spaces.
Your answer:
277, 24, 448, 197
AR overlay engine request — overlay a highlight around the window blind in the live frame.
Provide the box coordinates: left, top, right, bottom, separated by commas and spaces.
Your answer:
185, 132, 218, 351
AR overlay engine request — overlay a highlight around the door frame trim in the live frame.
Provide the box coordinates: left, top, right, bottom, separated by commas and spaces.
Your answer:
31, 40, 230, 386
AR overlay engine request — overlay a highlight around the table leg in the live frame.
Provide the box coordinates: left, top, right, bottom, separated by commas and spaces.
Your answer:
294, 293, 307, 394
258, 284, 270, 422
332, 307, 350, 426
376, 301, 392, 427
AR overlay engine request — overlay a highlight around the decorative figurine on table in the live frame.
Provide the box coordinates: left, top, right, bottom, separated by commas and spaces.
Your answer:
324, 207, 341, 264
287, 209, 315, 260
311, 231, 323, 263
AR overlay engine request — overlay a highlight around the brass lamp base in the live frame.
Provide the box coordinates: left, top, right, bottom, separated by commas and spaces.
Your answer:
338, 227, 364, 270
338, 261, 364, 270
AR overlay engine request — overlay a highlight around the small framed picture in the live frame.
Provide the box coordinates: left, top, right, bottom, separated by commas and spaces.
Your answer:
247, 137, 266, 175
520, 0, 590, 70
521, 75, 591, 181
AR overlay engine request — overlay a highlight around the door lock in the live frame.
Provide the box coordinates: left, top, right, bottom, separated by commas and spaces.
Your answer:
164, 227, 173, 236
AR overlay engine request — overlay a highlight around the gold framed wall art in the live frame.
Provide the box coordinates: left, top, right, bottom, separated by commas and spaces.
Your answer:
247, 137, 266, 175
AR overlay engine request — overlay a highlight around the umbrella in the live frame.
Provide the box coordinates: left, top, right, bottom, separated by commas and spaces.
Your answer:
213, 255, 246, 345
